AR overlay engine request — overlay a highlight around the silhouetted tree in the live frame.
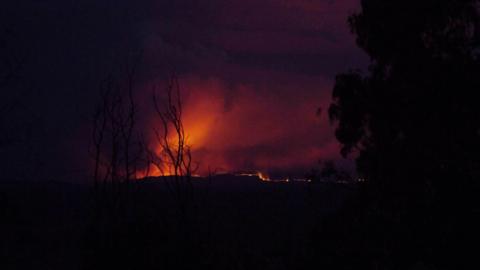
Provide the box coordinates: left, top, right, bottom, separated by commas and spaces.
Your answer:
90, 57, 145, 211
92, 77, 139, 190
330, 0, 480, 190
149, 75, 199, 215
87, 62, 158, 270
313, 0, 480, 269
151, 75, 196, 177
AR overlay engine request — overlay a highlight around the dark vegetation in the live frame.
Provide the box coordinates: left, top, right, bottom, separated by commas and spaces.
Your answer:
1, 177, 354, 270
310, 0, 480, 269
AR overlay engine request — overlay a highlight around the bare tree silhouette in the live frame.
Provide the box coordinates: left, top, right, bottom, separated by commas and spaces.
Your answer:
91, 60, 144, 206
87, 73, 207, 270
148, 75, 199, 215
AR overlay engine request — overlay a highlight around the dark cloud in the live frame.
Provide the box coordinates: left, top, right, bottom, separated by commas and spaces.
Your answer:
229, 51, 365, 76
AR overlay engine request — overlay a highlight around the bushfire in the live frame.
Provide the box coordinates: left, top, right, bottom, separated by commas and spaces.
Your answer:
134, 76, 338, 179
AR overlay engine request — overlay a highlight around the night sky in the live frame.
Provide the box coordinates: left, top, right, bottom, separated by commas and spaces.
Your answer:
1, 1, 367, 181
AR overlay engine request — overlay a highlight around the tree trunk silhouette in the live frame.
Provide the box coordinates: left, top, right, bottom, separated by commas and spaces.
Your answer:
150, 75, 198, 216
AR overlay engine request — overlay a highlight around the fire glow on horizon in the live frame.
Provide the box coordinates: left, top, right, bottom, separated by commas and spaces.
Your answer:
136, 76, 341, 179
126, 0, 362, 180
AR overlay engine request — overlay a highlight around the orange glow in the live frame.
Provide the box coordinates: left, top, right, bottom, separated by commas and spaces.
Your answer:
136, 75, 340, 178
257, 171, 271, 181
136, 163, 169, 179
236, 171, 271, 181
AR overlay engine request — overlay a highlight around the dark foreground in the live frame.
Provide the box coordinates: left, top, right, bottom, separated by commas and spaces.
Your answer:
0, 175, 354, 270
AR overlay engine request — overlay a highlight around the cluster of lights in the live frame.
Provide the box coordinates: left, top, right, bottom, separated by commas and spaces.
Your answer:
235, 171, 312, 183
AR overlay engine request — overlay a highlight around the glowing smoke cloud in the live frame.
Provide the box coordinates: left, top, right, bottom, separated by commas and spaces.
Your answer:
140, 75, 342, 177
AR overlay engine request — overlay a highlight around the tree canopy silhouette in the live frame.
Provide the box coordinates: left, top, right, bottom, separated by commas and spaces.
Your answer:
318, 1, 480, 268
330, 0, 480, 195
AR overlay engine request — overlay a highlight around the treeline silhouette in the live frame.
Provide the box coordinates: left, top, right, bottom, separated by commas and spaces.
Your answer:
309, 1, 480, 269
